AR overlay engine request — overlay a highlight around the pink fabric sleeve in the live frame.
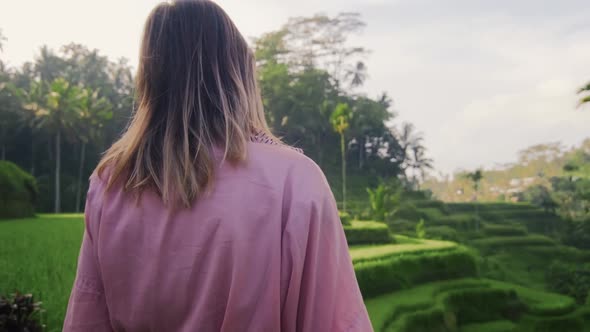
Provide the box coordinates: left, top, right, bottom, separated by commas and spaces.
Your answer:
281, 161, 373, 332
63, 178, 113, 332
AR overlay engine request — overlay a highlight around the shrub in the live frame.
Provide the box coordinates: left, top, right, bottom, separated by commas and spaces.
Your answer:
415, 219, 426, 239
411, 199, 449, 213
471, 235, 556, 249
367, 181, 401, 222
0, 161, 38, 219
395, 307, 451, 332
418, 208, 445, 221
0, 292, 44, 332
343, 221, 391, 245
546, 262, 590, 304
434, 214, 480, 231
446, 203, 540, 214
426, 226, 459, 242
483, 224, 527, 237
562, 219, 590, 250
443, 288, 526, 324
394, 203, 422, 222
338, 211, 352, 226
524, 245, 590, 262
354, 247, 478, 298
386, 218, 417, 233
518, 307, 590, 332
394, 287, 526, 332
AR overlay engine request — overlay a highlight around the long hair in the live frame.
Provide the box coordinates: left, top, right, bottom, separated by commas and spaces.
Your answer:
96, 0, 275, 207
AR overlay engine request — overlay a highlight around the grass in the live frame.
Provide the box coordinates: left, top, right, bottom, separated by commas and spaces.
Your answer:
459, 320, 517, 332
350, 238, 456, 263
346, 220, 390, 228
1, 215, 457, 330
2, 205, 589, 331
365, 278, 489, 330
0, 214, 84, 332
471, 235, 556, 248
343, 220, 392, 245
365, 278, 577, 332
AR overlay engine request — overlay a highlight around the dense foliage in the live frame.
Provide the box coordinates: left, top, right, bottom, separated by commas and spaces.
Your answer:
343, 221, 391, 245
354, 247, 478, 298
0, 161, 38, 219
0, 293, 44, 332
547, 262, 590, 305
0, 16, 432, 213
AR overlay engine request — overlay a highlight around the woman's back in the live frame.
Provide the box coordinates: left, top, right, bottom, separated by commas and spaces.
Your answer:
65, 142, 371, 331
63, 1, 371, 330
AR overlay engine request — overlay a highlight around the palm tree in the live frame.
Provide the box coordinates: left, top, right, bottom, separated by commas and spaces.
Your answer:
22, 78, 84, 213
12, 80, 42, 174
464, 169, 484, 231
331, 103, 351, 211
74, 88, 112, 212
578, 81, 590, 107
345, 61, 368, 88
410, 144, 434, 189
396, 122, 432, 187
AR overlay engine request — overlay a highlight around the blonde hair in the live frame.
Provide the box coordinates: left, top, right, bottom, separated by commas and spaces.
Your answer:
97, 0, 275, 207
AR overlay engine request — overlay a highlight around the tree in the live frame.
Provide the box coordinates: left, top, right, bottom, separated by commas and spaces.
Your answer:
74, 88, 112, 212
396, 122, 432, 187
345, 61, 368, 90
409, 144, 433, 189
0, 66, 23, 161
578, 81, 590, 107
465, 169, 484, 197
282, 12, 368, 87
367, 179, 401, 222
331, 103, 351, 211
464, 169, 484, 230
22, 78, 85, 213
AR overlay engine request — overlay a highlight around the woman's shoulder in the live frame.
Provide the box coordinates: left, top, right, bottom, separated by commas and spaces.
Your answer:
248, 142, 330, 199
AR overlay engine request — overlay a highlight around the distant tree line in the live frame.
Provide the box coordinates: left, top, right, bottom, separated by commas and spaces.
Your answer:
0, 15, 433, 213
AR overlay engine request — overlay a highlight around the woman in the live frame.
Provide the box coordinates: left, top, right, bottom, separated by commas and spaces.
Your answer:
63, 1, 371, 331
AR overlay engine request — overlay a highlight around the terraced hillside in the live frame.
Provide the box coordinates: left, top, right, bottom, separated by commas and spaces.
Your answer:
1, 208, 590, 331
351, 202, 590, 331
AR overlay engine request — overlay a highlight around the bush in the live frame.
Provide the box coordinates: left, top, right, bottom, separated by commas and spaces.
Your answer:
394, 203, 422, 222
412, 199, 449, 213
546, 262, 590, 304
443, 288, 526, 324
483, 224, 527, 237
0, 161, 38, 219
434, 214, 480, 231
524, 245, 590, 262
396, 307, 451, 332
338, 211, 352, 226
394, 287, 526, 332
426, 226, 459, 242
354, 247, 478, 298
343, 221, 391, 245
518, 307, 590, 332
446, 203, 538, 213
386, 219, 415, 233
416, 219, 426, 239
0, 292, 44, 332
471, 235, 556, 249
418, 208, 445, 221
562, 219, 590, 250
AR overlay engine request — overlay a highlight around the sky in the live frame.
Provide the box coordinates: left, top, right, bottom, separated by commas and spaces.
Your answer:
1, 0, 589, 174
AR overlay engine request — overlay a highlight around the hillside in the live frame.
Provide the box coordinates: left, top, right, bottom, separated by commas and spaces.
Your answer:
424, 139, 590, 202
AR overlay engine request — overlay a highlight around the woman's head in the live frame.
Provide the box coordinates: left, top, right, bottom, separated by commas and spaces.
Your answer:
98, 0, 272, 207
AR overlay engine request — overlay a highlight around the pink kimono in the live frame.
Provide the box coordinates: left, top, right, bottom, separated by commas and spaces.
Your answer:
64, 141, 372, 332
